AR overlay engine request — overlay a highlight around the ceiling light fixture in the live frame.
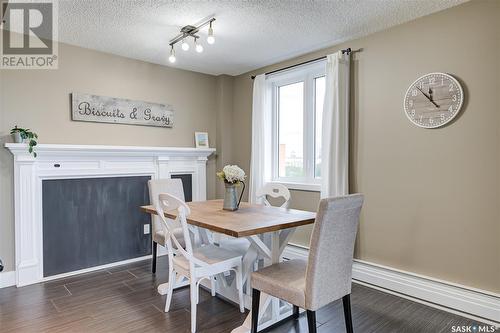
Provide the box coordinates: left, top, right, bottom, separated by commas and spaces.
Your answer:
168, 45, 176, 63
207, 21, 215, 44
168, 17, 215, 63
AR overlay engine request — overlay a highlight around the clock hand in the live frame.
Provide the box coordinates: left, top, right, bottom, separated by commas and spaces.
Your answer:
428, 88, 440, 108
416, 86, 430, 99
417, 86, 440, 108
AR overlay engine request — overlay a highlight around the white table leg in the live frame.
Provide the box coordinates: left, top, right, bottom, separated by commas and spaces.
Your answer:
270, 232, 281, 320
197, 227, 212, 245
232, 229, 296, 333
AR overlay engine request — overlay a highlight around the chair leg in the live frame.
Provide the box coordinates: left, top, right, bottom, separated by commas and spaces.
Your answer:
151, 241, 157, 273
164, 269, 175, 312
210, 276, 216, 297
342, 294, 354, 333
251, 289, 260, 333
235, 268, 245, 313
190, 279, 198, 333
306, 310, 317, 333
292, 305, 299, 319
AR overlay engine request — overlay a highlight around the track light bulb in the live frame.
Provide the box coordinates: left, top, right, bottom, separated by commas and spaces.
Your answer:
195, 39, 203, 53
207, 26, 215, 44
168, 46, 176, 63
181, 39, 190, 51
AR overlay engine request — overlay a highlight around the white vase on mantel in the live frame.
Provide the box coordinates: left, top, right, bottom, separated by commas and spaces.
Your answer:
12, 132, 23, 143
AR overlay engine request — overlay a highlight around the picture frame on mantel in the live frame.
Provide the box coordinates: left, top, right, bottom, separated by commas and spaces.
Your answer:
195, 132, 209, 148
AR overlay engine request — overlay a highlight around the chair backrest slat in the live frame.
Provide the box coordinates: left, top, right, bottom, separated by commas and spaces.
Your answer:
304, 194, 364, 311
155, 192, 191, 249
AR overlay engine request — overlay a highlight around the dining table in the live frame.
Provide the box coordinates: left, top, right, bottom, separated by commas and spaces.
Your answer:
141, 199, 316, 333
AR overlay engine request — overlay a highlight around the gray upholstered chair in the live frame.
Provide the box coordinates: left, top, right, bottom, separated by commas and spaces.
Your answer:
250, 194, 364, 333
148, 178, 186, 273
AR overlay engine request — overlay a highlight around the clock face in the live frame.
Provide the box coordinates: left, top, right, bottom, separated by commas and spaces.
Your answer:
404, 72, 463, 128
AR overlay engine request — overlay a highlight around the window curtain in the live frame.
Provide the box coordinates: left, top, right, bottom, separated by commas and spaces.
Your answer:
249, 74, 272, 204
321, 51, 350, 198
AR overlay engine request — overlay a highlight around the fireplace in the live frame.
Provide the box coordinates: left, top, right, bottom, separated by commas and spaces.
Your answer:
6, 143, 215, 286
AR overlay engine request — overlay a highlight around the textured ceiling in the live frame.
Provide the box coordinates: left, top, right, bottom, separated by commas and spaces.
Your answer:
23, 0, 469, 75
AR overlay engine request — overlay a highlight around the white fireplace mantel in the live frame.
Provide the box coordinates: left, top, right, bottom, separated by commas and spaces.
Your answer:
5, 143, 215, 287
5, 143, 216, 159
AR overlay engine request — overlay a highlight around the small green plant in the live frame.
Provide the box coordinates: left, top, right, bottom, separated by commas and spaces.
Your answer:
10, 126, 39, 157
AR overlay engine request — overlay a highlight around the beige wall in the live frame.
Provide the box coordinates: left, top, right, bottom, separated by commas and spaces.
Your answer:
231, 0, 500, 292
0, 40, 219, 272
215, 75, 234, 198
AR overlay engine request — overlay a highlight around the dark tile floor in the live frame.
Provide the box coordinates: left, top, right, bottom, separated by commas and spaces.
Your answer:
0, 256, 487, 332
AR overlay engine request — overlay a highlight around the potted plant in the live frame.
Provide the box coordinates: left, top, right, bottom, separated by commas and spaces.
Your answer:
217, 165, 246, 211
10, 126, 39, 157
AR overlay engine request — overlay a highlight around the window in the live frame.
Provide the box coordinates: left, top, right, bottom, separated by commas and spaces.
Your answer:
270, 62, 326, 190
278, 82, 304, 178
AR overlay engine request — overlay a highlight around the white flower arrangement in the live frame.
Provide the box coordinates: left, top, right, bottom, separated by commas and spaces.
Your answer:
217, 165, 246, 184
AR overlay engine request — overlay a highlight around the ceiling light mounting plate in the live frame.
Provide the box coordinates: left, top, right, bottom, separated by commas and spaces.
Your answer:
180, 25, 199, 35
169, 17, 216, 46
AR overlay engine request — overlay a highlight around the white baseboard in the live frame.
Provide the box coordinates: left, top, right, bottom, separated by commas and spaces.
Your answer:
0, 270, 16, 288
282, 243, 309, 260
1, 255, 153, 288
282, 245, 500, 325
41, 255, 152, 283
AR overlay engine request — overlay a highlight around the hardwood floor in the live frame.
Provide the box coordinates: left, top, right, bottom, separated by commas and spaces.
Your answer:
0, 256, 484, 332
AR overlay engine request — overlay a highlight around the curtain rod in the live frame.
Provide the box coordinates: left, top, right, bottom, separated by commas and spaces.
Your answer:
251, 47, 353, 80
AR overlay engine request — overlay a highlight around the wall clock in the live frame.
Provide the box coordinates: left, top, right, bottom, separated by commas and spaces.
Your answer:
403, 72, 464, 128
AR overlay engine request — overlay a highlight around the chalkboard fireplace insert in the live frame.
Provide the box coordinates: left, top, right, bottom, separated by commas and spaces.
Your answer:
42, 176, 152, 277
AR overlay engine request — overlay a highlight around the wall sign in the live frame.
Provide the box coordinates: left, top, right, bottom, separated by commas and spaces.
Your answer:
71, 93, 174, 128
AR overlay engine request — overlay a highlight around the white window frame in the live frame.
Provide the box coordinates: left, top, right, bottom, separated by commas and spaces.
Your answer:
268, 60, 325, 192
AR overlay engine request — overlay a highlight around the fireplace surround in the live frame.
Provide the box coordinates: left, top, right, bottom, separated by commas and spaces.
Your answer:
5, 143, 215, 287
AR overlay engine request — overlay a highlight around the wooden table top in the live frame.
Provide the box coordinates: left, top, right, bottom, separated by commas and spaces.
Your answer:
141, 199, 316, 238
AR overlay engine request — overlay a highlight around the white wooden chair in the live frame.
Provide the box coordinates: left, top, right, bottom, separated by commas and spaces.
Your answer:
256, 183, 291, 208
219, 183, 292, 257
155, 193, 245, 333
